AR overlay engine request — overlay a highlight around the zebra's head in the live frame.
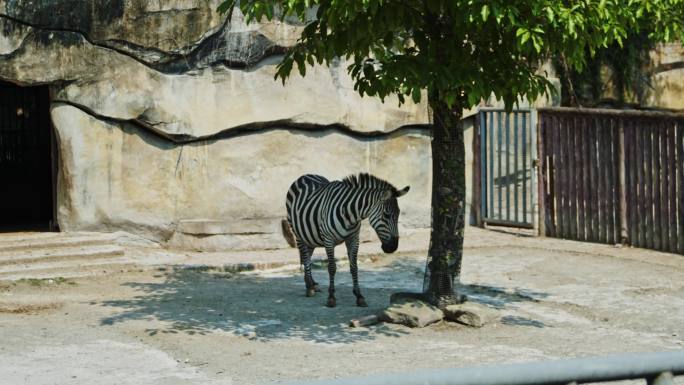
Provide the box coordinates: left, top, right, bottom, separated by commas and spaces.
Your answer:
369, 185, 410, 253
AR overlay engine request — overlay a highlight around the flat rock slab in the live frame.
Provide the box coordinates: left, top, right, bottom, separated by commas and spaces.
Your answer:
443, 302, 498, 328
380, 300, 444, 328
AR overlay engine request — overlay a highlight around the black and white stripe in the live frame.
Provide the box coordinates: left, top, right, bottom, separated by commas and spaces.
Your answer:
286, 173, 409, 307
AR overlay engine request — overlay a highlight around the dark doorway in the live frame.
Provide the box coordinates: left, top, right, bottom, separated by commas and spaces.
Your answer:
0, 81, 55, 231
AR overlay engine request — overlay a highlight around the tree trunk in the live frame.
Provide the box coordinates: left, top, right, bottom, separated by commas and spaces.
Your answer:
423, 96, 467, 307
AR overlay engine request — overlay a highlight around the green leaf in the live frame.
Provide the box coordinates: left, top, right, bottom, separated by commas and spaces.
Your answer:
363, 63, 375, 79
467, 90, 480, 107
532, 37, 542, 53
216, 1, 233, 14
481, 4, 490, 21
520, 31, 530, 45
445, 93, 456, 108
411, 87, 421, 103
294, 54, 306, 77
279, 59, 294, 80
265, 4, 274, 20
568, 19, 575, 36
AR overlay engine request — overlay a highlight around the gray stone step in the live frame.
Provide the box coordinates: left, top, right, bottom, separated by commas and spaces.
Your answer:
0, 245, 125, 267
0, 233, 117, 253
0, 257, 142, 281
0, 232, 64, 241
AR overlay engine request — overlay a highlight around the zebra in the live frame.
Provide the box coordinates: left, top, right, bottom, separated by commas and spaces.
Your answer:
285, 173, 410, 308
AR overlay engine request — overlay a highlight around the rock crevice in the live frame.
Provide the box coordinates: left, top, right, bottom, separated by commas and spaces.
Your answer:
53, 100, 431, 145
0, 13, 288, 74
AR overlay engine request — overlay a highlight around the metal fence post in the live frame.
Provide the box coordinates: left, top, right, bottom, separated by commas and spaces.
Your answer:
473, 112, 483, 227
533, 109, 544, 236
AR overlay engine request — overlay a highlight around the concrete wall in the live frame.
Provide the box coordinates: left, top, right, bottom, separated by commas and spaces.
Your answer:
0, 1, 431, 250
647, 43, 684, 110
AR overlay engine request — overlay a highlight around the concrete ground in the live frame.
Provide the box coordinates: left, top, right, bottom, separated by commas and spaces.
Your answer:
1, 227, 683, 385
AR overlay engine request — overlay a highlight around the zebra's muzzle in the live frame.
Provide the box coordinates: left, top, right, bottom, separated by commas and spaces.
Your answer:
381, 237, 398, 253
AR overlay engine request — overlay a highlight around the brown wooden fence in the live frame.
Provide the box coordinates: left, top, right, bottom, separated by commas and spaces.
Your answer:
537, 107, 684, 255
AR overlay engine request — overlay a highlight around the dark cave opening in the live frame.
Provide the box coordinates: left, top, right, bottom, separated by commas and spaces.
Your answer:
0, 81, 56, 232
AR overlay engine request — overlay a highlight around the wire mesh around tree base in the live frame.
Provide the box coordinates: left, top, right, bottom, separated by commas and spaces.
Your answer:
421, 253, 466, 308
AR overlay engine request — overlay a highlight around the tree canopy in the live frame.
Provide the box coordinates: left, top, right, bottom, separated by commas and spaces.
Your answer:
219, 0, 684, 110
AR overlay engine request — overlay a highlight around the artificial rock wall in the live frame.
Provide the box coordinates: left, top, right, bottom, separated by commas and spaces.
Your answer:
0, 1, 431, 249
648, 43, 684, 110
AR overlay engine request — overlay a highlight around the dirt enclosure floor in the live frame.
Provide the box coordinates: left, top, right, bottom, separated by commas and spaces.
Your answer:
1, 227, 683, 385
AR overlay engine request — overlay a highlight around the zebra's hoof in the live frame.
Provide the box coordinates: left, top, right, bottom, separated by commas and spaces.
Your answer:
306, 289, 316, 297
356, 297, 368, 307
313, 284, 322, 292
326, 297, 337, 308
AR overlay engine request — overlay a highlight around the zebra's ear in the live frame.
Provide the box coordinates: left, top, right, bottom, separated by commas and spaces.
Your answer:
381, 189, 394, 201
395, 186, 410, 198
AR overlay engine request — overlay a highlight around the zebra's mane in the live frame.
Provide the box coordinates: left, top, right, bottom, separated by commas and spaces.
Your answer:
341, 173, 396, 193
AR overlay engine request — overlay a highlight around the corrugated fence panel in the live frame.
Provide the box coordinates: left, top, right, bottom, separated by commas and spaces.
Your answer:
538, 108, 684, 255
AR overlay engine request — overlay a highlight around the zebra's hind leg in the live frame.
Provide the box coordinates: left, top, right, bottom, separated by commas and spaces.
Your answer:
324, 244, 337, 308
345, 234, 367, 307
297, 242, 318, 297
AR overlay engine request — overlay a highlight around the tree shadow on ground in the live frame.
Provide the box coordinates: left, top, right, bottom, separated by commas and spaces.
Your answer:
97, 257, 551, 342
459, 284, 549, 310
97, 260, 423, 344
501, 315, 547, 328
459, 283, 550, 328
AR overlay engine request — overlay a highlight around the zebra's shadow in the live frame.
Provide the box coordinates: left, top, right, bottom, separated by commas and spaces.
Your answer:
97, 261, 419, 344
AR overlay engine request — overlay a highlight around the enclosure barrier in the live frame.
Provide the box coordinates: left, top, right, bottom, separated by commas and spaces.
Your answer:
475, 108, 537, 229
537, 107, 684, 254
286, 350, 684, 385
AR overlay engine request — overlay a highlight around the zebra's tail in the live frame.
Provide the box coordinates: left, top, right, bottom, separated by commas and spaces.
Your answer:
281, 218, 296, 248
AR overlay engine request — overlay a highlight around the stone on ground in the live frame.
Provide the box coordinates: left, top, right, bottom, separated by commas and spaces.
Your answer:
349, 314, 381, 328
443, 302, 498, 327
380, 299, 444, 328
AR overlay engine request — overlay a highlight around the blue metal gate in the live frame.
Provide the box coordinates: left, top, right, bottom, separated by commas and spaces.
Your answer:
477, 108, 536, 229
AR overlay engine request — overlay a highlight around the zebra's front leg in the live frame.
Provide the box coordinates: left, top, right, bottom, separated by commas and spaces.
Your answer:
345, 234, 367, 307
324, 244, 337, 308
297, 242, 319, 297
